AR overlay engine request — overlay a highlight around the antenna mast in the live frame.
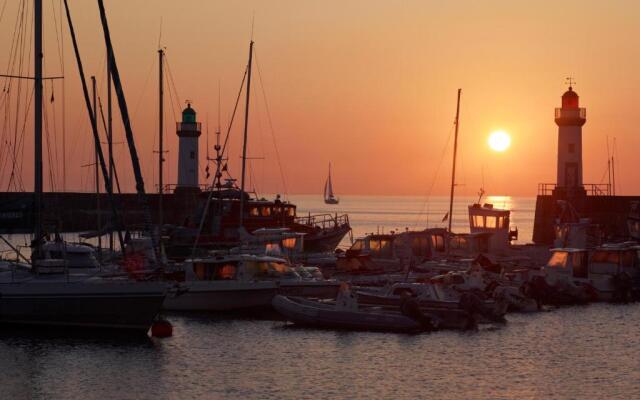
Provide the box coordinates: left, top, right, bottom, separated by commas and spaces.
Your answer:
33, 0, 43, 261
239, 40, 254, 227
448, 89, 462, 233
158, 48, 164, 227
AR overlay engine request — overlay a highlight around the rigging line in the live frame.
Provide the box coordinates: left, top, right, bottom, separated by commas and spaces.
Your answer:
42, 89, 57, 191
97, 97, 122, 193
221, 67, 248, 157
131, 54, 155, 120
7, 85, 34, 191
50, 0, 64, 73
164, 67, 179, 125
7, 1, 27, 190
413, 122, 456, 228
163, 57, 182, 120
251, 82, 266, 195
0, 0, 8, 25
254, 50, 289, 198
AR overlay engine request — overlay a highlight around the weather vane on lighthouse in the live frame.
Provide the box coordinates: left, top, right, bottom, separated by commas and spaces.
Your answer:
565, 77, 576, 90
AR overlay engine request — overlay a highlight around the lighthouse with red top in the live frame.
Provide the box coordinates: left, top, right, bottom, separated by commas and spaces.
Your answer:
553, 83, 587, 197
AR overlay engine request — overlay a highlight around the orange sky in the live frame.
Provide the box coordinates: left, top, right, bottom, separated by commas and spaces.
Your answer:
1, 0, 639, 197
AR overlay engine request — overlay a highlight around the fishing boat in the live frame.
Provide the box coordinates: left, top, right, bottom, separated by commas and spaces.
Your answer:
324, 163, 339, 205
161, 44, 350, 259
537, 242, 640, 303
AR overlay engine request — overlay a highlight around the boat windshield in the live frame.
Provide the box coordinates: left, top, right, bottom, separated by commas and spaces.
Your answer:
193, 262, 237, 280
547, 251, 568, 269
245, 261, 297, 278
350, 239, 365, 251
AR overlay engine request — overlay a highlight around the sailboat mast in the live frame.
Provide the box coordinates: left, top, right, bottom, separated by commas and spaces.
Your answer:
158, 48, 164, 226
239, 40, 254, 227
447, 88, 462, 233
92, 76, 102, 254
107, 48, 114, 251
33, 0, 44, 261
96, 0, 161, 266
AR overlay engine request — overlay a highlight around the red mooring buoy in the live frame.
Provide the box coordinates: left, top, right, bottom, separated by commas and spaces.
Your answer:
151, 318, 173, 338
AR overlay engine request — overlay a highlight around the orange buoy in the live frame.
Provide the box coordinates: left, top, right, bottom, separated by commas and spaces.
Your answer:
151, 318, 173, 338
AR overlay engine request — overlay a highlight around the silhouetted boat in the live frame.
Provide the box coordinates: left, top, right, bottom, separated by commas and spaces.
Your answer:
324, 163, 339, 204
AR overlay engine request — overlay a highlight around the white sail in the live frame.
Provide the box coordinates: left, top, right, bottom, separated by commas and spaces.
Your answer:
324, 164, 338, 204
324, 174, 334, 199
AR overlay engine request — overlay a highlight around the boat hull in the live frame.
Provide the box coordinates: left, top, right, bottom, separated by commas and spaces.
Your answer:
277, 282, 340, 299
163, 282, 278, 311
273, 295, 424, 333
0, 281, 167, 332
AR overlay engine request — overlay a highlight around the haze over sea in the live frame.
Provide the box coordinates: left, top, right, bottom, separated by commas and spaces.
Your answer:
2, 195, 639, 400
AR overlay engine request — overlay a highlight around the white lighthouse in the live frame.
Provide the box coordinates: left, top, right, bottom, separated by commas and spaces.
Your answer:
554, 86, 586, 196
176, 103, 201, 189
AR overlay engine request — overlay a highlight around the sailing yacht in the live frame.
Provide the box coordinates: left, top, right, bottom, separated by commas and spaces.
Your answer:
324, 163, 339, 204
0, 0, 168, 334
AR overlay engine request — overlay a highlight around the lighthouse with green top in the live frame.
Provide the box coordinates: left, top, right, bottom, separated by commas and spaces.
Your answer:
176, 103, 202, 189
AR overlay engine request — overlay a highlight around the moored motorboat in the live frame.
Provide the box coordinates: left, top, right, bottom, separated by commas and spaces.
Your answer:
272, 294, 434, 333
164, 253, 339, 312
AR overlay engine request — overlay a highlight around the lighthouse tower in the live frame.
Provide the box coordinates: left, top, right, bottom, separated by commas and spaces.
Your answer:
176, 103, 201, 189
554, 86, 586, 197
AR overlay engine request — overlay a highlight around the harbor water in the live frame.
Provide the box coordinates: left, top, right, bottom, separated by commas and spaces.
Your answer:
2, 196, 639, 400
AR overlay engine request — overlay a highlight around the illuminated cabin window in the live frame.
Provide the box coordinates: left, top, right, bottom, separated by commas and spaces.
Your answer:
249, 207, 259, 217
369, 239, 392, 258
472, 215, 484, 228
217, 264, 236, 280
282, 237, 297, 250
431, 235, 445, 252
260, 207, 272, 217
193, 263, 237, 280
486, 216, 497, 229
285, 206, 295, 217
547, 252, 568, 268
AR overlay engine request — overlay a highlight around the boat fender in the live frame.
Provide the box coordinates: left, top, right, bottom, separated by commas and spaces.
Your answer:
151, 317, 173, 338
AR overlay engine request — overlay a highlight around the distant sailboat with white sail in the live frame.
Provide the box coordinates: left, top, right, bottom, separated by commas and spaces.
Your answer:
324, 163, 339, 204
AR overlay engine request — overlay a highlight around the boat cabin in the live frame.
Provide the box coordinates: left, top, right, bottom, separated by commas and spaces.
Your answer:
544, 248, 590, 279
188, 254, 299, 282
346, 229, 447, 261
545, 243, 639, 295
468, 203, 517, 251
249, 228, 305, 256
447, 232, 492, 257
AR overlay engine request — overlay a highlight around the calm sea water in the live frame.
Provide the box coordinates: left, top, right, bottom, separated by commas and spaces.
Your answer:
2, 195, 639, 400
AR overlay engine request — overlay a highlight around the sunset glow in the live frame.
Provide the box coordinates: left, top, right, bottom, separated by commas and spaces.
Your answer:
488, 131, 511, 152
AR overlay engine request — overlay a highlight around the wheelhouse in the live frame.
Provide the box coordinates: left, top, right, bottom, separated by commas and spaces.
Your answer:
468, 203, 516, 251
545, 248, 589, 279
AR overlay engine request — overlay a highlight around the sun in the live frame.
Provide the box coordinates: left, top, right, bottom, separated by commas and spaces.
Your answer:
488, 130, 511, 152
